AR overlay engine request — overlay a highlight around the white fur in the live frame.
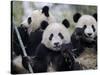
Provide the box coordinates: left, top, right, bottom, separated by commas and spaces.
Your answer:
42, 23, 70, 51
21, 10, 56, 34
75, 15, 97, 40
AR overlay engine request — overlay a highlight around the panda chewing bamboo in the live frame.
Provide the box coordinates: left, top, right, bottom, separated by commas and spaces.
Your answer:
71, 13, 97, 69
23, 19, 82, 73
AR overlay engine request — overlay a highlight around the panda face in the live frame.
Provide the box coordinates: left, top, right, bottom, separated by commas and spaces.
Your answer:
73, 13, 97, 41
77, 15, 97, 40
83, 24, 96, 39
21, 6, 56, 34
48, 32, 64, 50
42, 19, 70, 51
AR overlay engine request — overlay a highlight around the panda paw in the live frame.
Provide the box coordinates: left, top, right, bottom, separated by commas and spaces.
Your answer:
22, 56, 35, 64
75, 28, 83, 37
22, 56, 31, 63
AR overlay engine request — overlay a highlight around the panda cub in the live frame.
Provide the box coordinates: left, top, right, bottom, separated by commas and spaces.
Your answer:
21, 6, 56, 56
13, 6, 55, 56
21, 6, 56, 34
30, 19, 82, 73
71, 13, 97, 57
25, 21, 49, 56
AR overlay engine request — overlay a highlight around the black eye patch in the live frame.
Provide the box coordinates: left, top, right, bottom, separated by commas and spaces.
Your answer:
27, 17, 32, 24
83, 25, 87, 29
49, 33, 53, 41
58, 32, 64, 39
41, 21, 48, 30
92, 25, 95, 32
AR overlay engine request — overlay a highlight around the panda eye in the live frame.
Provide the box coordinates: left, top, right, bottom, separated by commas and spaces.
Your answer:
58, 32, 64, 39
49, 33, 53, 41
83, 25, 87, 29
92, 25, 95, 32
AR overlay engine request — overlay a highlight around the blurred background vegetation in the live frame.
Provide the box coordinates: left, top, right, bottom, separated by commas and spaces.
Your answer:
12, 1, 97, 33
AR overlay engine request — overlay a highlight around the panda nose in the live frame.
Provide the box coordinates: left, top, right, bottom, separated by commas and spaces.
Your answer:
54, 42, 59, 46
88, 33, 92, 36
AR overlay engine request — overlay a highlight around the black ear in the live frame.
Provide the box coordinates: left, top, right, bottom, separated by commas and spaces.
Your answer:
41, 21, 48, 30
73, 13, 81, 22
27, 17, 32, 24
93, 13, 97, 21
62, 19, 70, 28
42, 6, 49, 17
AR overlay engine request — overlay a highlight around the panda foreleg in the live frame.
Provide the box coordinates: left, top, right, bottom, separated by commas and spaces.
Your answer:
32, 44, 49, 73
52, 54, 69, 71
71, 28, 84, 57
33, 58, 48, 73
22, 55, 48, 73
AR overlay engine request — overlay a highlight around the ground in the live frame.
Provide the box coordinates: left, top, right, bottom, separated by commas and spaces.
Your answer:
76, 48, 97, 70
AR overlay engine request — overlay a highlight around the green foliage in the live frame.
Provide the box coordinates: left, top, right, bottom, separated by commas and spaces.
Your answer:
12, 1, 24, 26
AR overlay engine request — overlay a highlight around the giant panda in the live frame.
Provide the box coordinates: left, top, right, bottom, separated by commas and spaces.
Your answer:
12, 6, 56, 74
71, 13, 97, 69
71, 13, 97, 57
21, 6, 56, 34
13, 6, 55, 56
23, 19, 82, 73
12, 20, 49, 73
21, 6, 56, 56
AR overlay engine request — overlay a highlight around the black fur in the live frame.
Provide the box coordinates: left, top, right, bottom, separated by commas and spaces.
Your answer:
71, 28, 97, 57
73, 13, 81, 23
92, 25, 95, 32
12, 26, 29, 56
22, 21, 48, 71
72, 13, 97, 57
40, 21, 48, 30
23, 44, 82, 73
26, 30, 43, 56
42, 6, 49, 17
12, 25, 29, 74
61, 43, 83, 70
62, 19, 70, 28
28, 17, 32, 24
58, 32, 64, 39
22, 30, 44, 72
71, 28, 85, 57
25, 21, 48, 56
93, 13, 97, 21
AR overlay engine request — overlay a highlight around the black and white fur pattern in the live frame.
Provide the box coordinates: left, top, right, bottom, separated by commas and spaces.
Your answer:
41, 20, 71, 51
71, 13, 97, 57
27, 19, 82, 73
25, 21, 49, 56
12, 6, 55, 56
21, 6, 56, 34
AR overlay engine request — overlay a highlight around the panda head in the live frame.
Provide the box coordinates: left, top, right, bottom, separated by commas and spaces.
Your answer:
73, 13, 97, 41
42, 19, 70, 51
21, 6, 56, 34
